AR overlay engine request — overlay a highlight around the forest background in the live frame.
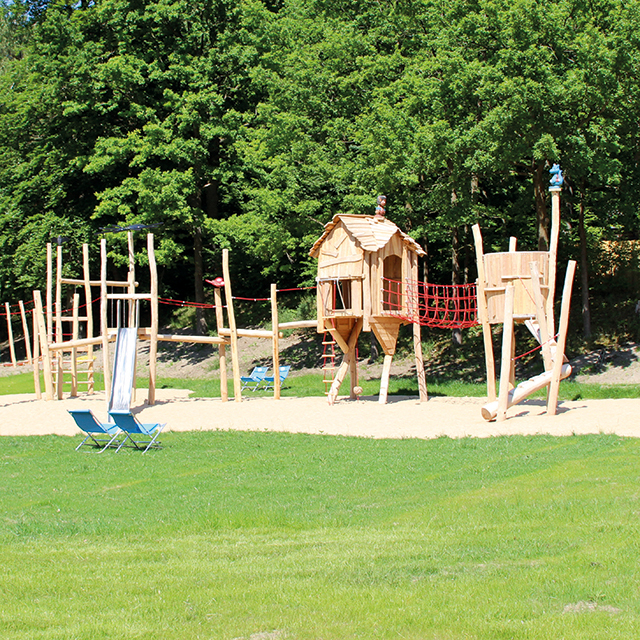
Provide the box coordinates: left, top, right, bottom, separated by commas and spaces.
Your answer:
2, 0, 640, 344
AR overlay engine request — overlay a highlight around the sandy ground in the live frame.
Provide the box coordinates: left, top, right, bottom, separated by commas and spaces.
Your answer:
1, 388, 639, 440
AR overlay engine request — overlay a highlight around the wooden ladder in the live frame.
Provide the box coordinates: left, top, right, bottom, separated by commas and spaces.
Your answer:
321, 333, 336, 395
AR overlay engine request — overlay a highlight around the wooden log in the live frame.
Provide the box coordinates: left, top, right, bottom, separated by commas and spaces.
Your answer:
34, 291, 53, 401
214, 286, 228, 402
481, 363, 572, 421
61, 278, 135, 287
271, 284, 281, 399
547, 260, 576, 416
472, 224, 496, 402
378, 354, 393, 404
127, 231, 136, 328
497, 285, 515, 422
5, 302, 16, 367
509, 236, 517, 252
148, 233, 158, 406
106, 293, 154, 300
218, 327, 274, 339
49, 335, 106, 350
278, 319, 318, 330
223, 249, 242, 402
32, 309, 41, 400
19, 301, 32, 364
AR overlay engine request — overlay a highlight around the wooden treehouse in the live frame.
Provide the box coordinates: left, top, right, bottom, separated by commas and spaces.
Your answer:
309, 198, 427, 404
473, 164, 576, 421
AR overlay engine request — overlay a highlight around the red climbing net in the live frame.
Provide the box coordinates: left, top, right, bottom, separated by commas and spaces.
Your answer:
381, 278, 479, 329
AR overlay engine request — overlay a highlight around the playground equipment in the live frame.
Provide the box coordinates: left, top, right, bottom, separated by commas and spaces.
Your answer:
309, 196, 428, 404
473, 164, 576, 421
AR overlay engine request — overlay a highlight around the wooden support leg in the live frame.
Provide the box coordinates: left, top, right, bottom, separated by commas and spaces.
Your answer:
413, 321, 428, 402
547, 261, 576, 416
497, 285, 515, 422
327, 319, 362, 405
349, 350, 358, 399
378, 354, 393, 405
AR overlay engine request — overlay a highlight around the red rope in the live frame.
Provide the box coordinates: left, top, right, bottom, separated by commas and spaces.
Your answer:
381, 278, 478, 329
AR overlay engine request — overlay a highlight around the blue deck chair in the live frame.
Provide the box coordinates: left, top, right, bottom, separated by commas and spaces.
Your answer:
262, 365, 291, 391
240, 366, 269, 391
109, 410, 165, 453
68, 409, 123, 452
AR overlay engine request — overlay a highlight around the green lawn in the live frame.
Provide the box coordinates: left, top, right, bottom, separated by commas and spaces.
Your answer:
1, 432, 639, 639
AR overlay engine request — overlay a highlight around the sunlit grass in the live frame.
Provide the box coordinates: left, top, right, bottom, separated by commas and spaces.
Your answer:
1, 432, 639, 638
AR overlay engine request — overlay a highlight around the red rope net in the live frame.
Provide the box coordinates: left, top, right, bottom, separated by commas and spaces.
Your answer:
381, 278, 478, 329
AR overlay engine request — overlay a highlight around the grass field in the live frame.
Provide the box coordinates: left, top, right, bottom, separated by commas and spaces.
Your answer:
1, 431, 639, 639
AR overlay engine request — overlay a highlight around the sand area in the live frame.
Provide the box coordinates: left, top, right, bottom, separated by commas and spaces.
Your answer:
1, 388, 639, 440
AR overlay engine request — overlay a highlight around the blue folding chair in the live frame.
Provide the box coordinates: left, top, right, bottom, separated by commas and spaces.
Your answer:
240, 366, 269, 391
262, 365, 291, 391
109, 410, 165, 453
68, 409, 123, 452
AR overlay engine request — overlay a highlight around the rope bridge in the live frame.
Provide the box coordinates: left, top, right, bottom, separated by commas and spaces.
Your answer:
381, 278, 479, 329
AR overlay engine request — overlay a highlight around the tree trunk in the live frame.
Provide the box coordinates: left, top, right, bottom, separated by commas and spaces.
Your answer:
451, 224, 463, 347
194, 226, 207, 336
533, 160, 550, 251
578, 188, 591, 338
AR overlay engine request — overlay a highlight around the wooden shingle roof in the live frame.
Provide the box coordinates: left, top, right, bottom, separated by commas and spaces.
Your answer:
309, 214, 425, 257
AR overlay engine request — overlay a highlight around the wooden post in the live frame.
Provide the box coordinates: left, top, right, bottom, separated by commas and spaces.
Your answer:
100, 238, 111, 395
32, 309, 41, 399
82, 244, 94, 394
378, 354, 393, 405
213, 286, 228, 402
148, 233, 158, 406
497, 285, 515, 421
222, 249, 242, 402
547, 260, 576, 416
71, 293, 79, 397
414, 321, 428, 401
34, 291, 53, 401
509, 236, 517, 252
472, 224, 496, 401
46, 243, 53, 342
271, 284, 281, 399
19, 300, 32, 364
546, 188, 561, 333
5, 302, 16, 367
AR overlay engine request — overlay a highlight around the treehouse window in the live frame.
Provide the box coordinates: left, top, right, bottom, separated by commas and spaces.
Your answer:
383, 255, 402, 311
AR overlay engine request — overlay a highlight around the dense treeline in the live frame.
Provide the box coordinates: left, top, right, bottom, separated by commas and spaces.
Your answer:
2, 0, 640, 337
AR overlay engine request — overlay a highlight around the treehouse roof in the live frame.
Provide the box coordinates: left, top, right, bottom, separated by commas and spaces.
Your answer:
309, 214, 425, 258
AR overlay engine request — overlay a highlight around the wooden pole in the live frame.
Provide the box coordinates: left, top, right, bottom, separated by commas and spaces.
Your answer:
71, 293, 79, 396
547, 260, 576, 416
148, 233, 158, 406
472, 224, 496, 401
19, 300, 32, 364
100, 238, 111, 395
32, 309, 41, 399
127, 231, 136, 328
222, 249, 242, 402
414, 321, 428, 402
378, 354, 393, 405
5, 302, 17, 367
213, 286, 228, 402
82, 243, 94, 394
546, 188, 561, 333
497, 285, 515, 421
271, 284, 281, 399
33, 290, 53, 400
46, 243, 53, 342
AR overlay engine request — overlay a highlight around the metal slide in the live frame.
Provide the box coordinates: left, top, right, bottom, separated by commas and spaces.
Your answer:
108, 327, 138, 413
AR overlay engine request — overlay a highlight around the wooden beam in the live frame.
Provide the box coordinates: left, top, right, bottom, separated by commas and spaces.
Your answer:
497, 285, 515, 422
213, 286, 228, 402
148, 233, 158, 406
34, 290, 53, 401
271, 284, 281, 399
223, 249, 242, 402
